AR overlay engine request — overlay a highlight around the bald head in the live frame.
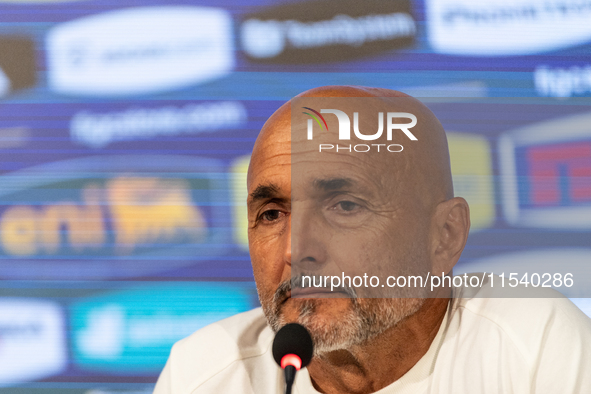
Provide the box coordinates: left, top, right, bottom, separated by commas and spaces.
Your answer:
249, 85, 454, 210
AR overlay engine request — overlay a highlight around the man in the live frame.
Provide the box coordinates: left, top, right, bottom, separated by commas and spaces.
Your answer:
154, 86, 591, 393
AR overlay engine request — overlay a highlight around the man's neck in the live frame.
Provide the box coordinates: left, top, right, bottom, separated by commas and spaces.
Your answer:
306, 296, 450, 394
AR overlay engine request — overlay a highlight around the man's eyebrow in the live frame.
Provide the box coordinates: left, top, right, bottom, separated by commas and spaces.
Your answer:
249, 183, 280, 203
313, 177, 355, 191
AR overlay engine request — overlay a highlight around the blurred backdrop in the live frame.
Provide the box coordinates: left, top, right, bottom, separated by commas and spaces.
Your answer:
0, 0, 590, 392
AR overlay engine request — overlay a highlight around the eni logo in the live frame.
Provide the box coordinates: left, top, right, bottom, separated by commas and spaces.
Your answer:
0, 176, 206, 256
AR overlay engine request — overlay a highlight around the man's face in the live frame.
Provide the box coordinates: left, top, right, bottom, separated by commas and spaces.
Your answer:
247, 106, 432, 354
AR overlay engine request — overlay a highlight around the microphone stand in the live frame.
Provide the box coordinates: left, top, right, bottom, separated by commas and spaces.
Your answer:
284, 364, 296, 394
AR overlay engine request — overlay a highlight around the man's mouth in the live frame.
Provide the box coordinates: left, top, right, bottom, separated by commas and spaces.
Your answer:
272, 277, 357, 310
290, 287, 350, 298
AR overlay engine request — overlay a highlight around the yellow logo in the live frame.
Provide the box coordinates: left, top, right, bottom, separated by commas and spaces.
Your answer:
0, 176, 206, 256
447, 132, 495, 231
231, 156, 250, 250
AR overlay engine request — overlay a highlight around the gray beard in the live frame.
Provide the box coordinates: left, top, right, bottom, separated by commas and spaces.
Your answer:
261, 278, 425, 356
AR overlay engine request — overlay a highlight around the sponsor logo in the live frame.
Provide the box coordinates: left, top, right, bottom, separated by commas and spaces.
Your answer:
427, 0, 591, 55
535, 65, 591, 98
499, 111, 591, 228
0, 36, 36, 98
0, 299, 66, 383
70, 101, 247, 148
302, 106, 417, 153
47, 6, 234, 96
71, 283, 255, 372
241, 0, 415, 63
447, 132, 495, 231
1, 176, 206, 256
0, 155, 230, 279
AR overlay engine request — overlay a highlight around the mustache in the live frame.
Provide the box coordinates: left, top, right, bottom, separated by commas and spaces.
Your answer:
272, 274, 358, 306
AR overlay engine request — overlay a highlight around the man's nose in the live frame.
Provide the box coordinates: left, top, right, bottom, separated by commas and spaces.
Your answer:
289, 203, 328, 272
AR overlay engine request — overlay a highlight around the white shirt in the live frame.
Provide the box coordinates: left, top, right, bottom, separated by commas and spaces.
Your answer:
154, 281, 591, 394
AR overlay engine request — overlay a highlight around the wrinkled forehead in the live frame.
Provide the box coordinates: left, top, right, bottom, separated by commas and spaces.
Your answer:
247, 104, 292, 190
291, 96, 426, 201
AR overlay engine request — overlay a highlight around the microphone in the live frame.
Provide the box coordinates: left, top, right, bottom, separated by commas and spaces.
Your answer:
272, 323, 314, 394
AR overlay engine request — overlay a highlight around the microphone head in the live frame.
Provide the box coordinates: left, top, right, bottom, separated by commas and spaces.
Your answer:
272, 323, 314, 369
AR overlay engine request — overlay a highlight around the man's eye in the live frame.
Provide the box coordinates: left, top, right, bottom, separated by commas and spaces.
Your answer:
261, 209, 282, 222
335, 201, 360, 212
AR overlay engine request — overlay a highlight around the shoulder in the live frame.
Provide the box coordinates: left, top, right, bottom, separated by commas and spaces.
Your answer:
157, 307, 276, 393
451, 274, 591, 365
430, 276, 591, 391
453, 274, 591, 330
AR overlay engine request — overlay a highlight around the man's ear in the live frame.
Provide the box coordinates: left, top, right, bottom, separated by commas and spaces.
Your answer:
430, 197, 471, 275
